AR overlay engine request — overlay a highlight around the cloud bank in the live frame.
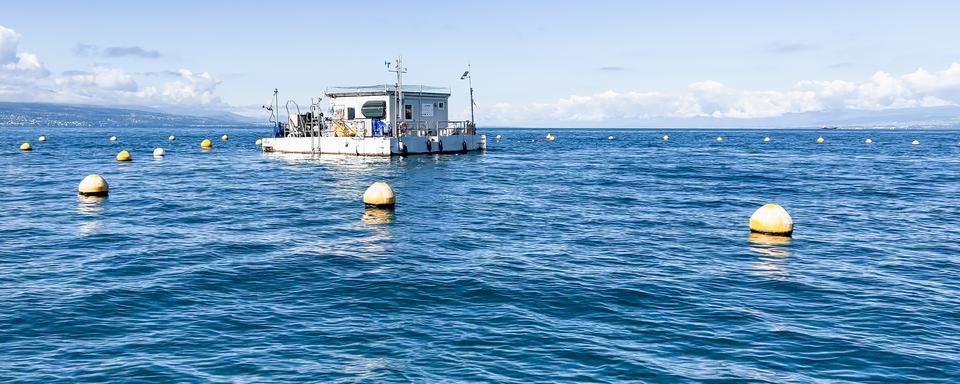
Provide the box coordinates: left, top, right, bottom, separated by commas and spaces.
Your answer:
54, 67, 221, 105
485, 63, 960, 126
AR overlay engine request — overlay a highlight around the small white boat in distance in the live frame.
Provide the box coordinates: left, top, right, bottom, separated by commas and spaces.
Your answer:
260, 57, 485, 156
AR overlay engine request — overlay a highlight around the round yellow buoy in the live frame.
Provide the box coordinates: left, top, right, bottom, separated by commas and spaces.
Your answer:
817, 136, 825, 143
78, 174, 109, 196
495, 134, 502, 141
110, 135, 118, 142
763, 136, 771, 143
168, 135, 176, 141
545, 133, 556, 141
153, 148, 165, 157
716, 136, 723, 142
607, 135, 615, 140
221, 134, 229, 141
363, 181, 396, 207
116, 150, 131, 161
911, 139, 920, 145
38, 135, 47, 142
200, 139, 212, 149
255, 138, 263, 146
20, 142, 32, 151
865, 138, 873, 144
662, 135, 669, 141
749, 203, 794, 236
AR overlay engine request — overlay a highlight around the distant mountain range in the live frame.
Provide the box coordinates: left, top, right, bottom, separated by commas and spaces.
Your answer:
0, 102, 261, 128
4, 101, 960, 129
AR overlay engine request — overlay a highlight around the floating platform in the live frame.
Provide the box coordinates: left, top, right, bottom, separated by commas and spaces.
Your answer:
260, 58, 485, 156
261, 134, 486, 156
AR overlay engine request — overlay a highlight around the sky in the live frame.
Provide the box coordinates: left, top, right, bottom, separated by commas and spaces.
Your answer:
2, 0, 960, 126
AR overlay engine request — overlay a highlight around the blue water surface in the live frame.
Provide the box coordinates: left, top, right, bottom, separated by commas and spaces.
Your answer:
1, 127, 959, 382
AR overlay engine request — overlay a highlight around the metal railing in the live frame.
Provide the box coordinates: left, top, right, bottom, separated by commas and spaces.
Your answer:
399, 120, 474, 137
284, 114, 323, 137
281, 118, 475, 139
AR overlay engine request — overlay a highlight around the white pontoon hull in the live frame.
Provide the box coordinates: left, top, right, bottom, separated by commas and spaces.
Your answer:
261, 134, 486, 156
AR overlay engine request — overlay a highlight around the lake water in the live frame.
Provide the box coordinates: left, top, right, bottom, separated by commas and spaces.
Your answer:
1, 127, 959, 382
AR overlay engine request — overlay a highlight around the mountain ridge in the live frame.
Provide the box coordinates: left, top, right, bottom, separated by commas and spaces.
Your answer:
0, 102, 262, 128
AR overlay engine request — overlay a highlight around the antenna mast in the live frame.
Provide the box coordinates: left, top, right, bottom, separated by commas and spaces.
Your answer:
386, 56, 407, 137
468, 64, 475, 124
460, 64, 475, 127
273, 88, 279, 128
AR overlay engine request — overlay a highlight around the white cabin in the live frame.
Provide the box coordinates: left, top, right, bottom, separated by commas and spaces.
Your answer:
326, 84, 452, 137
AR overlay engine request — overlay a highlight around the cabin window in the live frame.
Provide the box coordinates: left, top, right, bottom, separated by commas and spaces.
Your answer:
404, 104, 413, 120
347, 107, 355, 120
438, 102, 445, 110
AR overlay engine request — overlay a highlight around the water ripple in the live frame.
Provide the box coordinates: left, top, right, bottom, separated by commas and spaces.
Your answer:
0, 127, 958, 382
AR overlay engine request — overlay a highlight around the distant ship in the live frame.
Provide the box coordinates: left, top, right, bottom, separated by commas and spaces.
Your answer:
820, 125, 839, 130
259, 57, 485, 156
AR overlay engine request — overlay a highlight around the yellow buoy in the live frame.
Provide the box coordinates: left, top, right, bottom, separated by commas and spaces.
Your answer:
816, 136, 825, 143
200, 139, 212, 149
749, 203, 794, 236
110, 135, 118, 142
221, 134, 229, 141
545, 133, 556, 141
865, 138, 873, 144
911, 139, 920, 145
662, 135, 669, 141
363, 181, 396, 207
716, 136, 723, 142
255, 138, 263, 146
38, 135, 47, 142
116, 150, 132, 161
168, 135, 176, 141
763, 136, 771, 142
78, 174, 109, 196
20, 142, 32, 151
153, 148, 165, 157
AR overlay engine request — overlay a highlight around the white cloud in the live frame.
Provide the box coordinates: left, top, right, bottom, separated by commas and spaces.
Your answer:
72, 43, 162, 59
0, 25, 49, 77
0, 25, 19, 64
139, 69, 221, 105
56, 67, 138, 91
485, 62, 960, 125
52, 67, 223, 106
